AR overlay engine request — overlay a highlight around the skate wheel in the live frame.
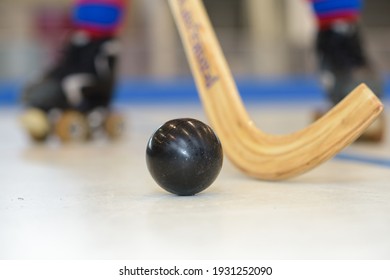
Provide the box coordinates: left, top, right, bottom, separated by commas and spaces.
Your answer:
20, 108, 50, 142
356, 114, 385, 143
313, 109, 385, 143
55, 111, 89, 142
104, 112, 125, 140
313, 111, 323, 122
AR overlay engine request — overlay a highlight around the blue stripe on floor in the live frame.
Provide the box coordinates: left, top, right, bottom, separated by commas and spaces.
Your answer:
114, 76, 326, 103
335, 153, 390, 168
0, 81, 21, 105
1, 75, 389, 105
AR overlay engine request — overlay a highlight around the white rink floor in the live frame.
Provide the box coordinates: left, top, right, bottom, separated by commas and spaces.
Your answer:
0, 103, 389, 260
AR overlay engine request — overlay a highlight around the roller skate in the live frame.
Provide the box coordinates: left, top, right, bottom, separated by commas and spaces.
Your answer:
20, 31, 125, 143
313, 21, 385, 143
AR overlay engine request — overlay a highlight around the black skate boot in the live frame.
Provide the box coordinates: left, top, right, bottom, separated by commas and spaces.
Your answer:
21, 31, 124, 142
314, 21, 385, 142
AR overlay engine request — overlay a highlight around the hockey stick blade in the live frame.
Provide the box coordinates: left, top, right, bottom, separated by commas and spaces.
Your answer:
168, 0, 384, 180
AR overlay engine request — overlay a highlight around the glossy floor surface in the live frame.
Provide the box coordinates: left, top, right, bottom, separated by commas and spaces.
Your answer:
1, 103, 389, 259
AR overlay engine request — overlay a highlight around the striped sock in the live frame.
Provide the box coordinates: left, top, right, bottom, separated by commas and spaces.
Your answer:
310, 0, 363, 29
72, 0, 127, 38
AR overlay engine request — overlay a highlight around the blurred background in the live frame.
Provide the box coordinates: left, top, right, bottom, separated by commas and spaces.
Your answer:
0, 0, 389, 105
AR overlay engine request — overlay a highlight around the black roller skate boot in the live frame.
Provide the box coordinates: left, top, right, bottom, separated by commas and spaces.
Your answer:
20, 31, 124, 142
314, 21, 385, 142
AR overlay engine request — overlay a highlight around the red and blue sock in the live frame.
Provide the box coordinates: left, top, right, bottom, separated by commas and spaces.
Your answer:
72, 0, 127, 38
310, 0, 363, 29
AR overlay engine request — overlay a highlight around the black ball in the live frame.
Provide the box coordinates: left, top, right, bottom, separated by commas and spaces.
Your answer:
146, 118, 223, 196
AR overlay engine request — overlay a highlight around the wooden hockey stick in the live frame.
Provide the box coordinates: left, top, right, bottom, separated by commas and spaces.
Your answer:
168, 0, 383, 180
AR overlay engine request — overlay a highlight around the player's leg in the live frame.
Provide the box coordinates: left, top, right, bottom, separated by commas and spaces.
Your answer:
21, 0, 127, 141
22, 0, 126, 112
310, 0, 385, 142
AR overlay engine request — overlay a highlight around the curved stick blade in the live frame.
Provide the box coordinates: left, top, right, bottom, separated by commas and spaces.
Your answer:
169, 0, 383, 180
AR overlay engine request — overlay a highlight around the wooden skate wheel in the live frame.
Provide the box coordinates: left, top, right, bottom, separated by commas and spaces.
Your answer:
313, 109, 385, 143
104, 112, 125, 140
356, 114, 385, 143
20, 108, 50, 142
55, 111, 89, 142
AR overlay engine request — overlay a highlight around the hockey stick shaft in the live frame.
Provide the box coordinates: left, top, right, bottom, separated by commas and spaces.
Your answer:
168, 0, 383, 180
